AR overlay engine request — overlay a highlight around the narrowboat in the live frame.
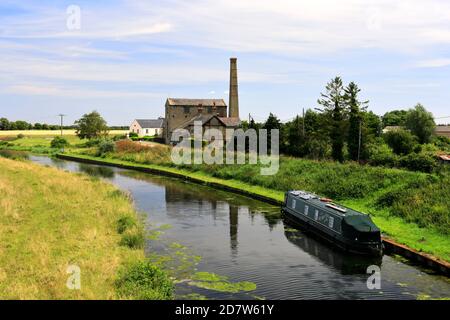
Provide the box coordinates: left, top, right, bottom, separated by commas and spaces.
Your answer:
281, 190, 383, 256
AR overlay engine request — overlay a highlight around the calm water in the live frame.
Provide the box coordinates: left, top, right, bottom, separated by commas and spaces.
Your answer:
29, 155, 450, 300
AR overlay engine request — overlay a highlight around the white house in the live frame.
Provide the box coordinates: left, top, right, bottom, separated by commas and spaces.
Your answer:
129, 118, 164, 137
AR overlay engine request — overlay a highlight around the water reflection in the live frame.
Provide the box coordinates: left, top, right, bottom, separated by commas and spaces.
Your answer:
230, 205, 238, 256
284, 225, 382, 274
78, 163, 115, 178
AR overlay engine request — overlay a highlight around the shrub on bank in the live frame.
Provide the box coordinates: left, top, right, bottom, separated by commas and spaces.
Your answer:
97, 139, 116, 156
50, 136, 69, 149
116, 260, 173, 300
117, 216, 137, 234
398, 152, 437, 173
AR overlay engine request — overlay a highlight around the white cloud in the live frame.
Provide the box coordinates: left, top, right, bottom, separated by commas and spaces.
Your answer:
416, 58, 450, 68
2, 83, 162, 98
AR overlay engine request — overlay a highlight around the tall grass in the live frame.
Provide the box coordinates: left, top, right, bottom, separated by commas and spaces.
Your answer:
0, 157, 171, 299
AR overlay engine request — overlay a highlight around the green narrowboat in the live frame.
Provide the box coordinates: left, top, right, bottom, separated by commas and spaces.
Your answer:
281, 190, 383, 256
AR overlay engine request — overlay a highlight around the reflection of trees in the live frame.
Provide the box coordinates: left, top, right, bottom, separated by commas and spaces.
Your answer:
284, 224, 381, 275
230, 205, 238, 255
119, 169, 281, 253
78, 163, 115, 178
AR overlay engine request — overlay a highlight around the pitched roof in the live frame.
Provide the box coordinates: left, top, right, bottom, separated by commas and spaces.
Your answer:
166, 98, 227, 107
180, 115, 241, 129
135, 118, 164, 128
218, 117, 241, 127
180, 114, 215, 128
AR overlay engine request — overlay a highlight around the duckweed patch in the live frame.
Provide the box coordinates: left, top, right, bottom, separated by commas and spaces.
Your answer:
189, 272, 257, 294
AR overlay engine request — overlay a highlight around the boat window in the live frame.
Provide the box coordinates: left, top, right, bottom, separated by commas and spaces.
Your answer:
314, 209, 319, 220
328, 216, 334, 228
304, 205, 309, 215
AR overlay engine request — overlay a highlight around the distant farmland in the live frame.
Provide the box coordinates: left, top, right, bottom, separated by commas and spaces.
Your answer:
0, 130, 127, 137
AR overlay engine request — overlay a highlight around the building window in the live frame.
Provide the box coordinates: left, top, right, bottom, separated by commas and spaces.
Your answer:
304, 205, 309, 215
314, 209, 319, 220
291, 199, 296, 209
146, 129, 149, 134
207, 106, 212, 113
183, 106, 190, 114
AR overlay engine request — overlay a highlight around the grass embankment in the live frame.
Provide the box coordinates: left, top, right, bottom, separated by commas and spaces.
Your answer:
66, 140, 449, 262
0, 157, 172, 299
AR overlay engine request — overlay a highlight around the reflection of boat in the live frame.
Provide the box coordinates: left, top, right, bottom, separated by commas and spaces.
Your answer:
282, 190, 383, 256
284, 225, 382, 274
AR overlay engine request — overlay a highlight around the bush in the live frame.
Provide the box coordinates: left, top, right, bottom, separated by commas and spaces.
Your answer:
116, 140, 151, 153
85, 138, 103, 147
112, 134, 127, 141
17, 133, 24, 139
116, 260, 173, 300
120, 227, 145, 249
97, 139, 115, 156
383, 129, 417, 155
399, 152, 437, 173
367, 141, 399, 167
50, 136, 69, 149
117, 216, 136, 234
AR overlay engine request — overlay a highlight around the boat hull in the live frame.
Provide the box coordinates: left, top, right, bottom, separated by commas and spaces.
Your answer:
282, 207, 383, 257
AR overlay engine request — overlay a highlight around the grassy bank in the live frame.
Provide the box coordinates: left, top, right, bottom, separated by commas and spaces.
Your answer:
0, 157, 172, 299
65, 141, 449, 263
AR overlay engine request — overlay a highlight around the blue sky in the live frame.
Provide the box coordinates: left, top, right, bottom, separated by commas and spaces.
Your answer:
1, 0, 449, 125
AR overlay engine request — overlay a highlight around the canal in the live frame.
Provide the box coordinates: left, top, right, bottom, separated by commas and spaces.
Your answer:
29, 155, 450, 300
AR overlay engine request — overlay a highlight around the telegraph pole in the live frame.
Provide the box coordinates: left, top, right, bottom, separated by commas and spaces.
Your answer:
302, 108, 305, 136
58, 114, 66, 136
357, 119, 362, 163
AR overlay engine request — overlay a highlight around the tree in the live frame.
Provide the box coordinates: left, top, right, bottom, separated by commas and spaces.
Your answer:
284, 115, 305, 156
344, 82, 368, 161
384, 129, 416, 155
0, 118, 10, 130
75, 111, 109, 140
382, 110, 408, 127
13, 120, 31, 130
318, 76, 347, 162
405, 104, 435, 144
263, 113, 282, 151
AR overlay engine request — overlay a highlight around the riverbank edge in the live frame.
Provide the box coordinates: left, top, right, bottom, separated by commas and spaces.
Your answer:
56, 153, 450, 276
0, 157, 173, 299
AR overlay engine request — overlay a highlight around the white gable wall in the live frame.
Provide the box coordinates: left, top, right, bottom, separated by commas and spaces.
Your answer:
129, 120, 163, 137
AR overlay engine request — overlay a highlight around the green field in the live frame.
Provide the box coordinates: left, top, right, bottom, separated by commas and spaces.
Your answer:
0, 129, 127, 137
0, 157, 172, 299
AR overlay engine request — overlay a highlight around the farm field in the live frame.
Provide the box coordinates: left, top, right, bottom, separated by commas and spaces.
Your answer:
0, 129, 127, 137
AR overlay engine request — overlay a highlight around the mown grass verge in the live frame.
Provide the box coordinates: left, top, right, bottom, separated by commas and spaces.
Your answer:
58, 152, 450, 263
0, 157, 172, 299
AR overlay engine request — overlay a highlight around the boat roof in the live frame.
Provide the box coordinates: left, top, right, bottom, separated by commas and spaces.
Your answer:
287, 190, 364, 217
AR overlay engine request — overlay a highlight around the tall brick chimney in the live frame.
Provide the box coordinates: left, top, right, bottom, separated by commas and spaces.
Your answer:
228, 57, 239, 118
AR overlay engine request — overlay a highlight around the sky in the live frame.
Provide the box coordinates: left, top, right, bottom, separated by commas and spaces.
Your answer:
1, 0, 449, 126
